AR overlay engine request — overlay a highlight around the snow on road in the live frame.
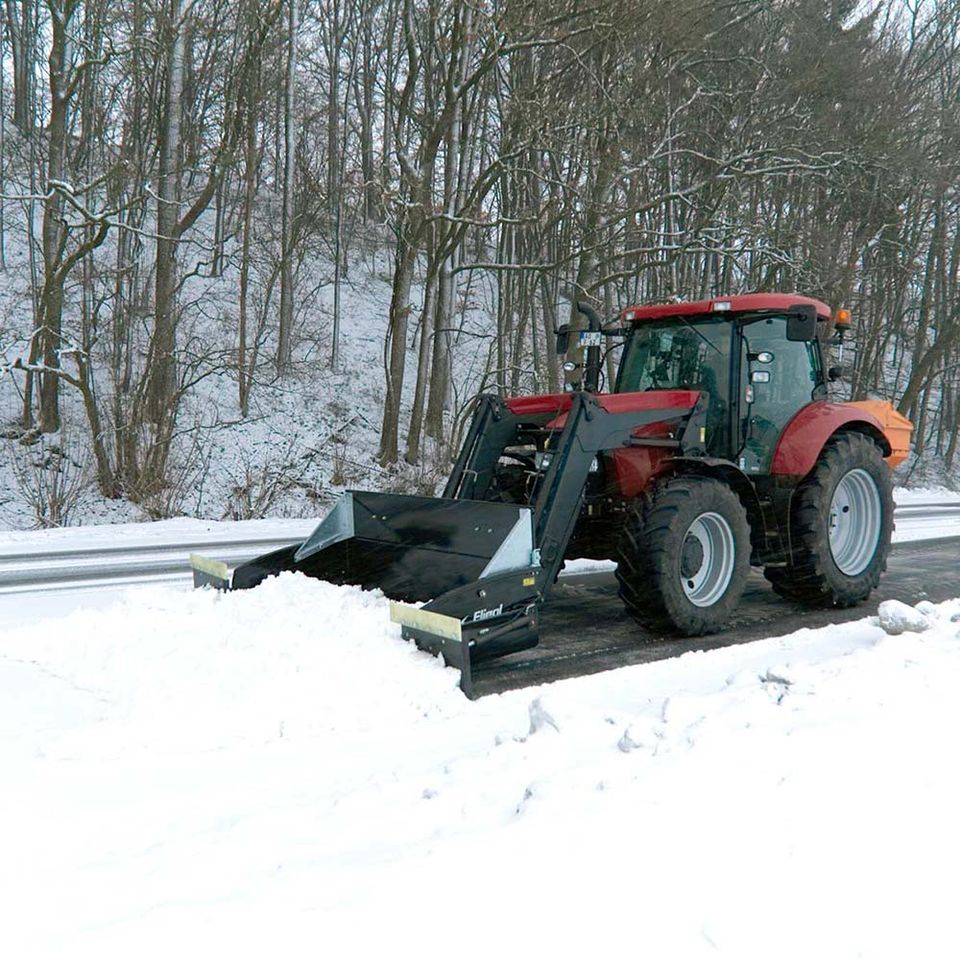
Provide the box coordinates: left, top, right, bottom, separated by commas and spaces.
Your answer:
3, 569, 960, 958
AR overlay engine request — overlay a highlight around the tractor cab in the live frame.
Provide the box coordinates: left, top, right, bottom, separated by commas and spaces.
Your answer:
616, 296, 831, 473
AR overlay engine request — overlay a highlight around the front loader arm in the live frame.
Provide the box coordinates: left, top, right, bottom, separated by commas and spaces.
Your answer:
531, 393, 697, 585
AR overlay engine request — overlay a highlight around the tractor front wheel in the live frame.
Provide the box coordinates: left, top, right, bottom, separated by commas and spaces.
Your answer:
764, 432, 893, 607
616, 476, 750, 635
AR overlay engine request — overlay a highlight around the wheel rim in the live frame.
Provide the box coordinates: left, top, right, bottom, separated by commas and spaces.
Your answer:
828, 468, 882, 576
680, 512, 736, 607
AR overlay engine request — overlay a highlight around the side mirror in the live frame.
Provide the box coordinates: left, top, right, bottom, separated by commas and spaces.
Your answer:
786, 304, 817, 341
555, 324, 571, 354
828, 365, 845, 382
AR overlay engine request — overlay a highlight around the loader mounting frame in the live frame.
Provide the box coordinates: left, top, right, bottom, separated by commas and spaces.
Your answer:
396, 390, 705, 696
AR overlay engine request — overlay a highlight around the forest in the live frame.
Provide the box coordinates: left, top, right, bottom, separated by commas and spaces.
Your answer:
0, 0, 959, 526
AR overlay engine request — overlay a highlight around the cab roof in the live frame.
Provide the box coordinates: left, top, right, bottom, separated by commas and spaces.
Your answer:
621, 293, 832, 324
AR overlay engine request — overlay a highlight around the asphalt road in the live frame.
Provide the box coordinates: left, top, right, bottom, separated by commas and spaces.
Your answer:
471, 534, 960, 696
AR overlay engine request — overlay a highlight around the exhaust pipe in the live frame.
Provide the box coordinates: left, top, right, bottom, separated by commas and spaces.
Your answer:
576, 301, 603, 392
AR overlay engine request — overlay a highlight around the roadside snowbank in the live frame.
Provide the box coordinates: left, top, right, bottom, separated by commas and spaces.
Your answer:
894, 485, 960, 504
0, 515, 316, 553
2, 575, 959, 958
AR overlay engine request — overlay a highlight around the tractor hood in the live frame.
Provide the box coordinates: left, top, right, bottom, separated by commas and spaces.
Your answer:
532, 389, 702, 434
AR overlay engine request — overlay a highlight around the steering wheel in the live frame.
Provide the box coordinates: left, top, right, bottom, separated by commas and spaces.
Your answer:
498, 451, 537, 471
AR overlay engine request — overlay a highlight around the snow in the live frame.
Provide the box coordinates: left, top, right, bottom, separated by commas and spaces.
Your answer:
877, 598, 931, 634
3, 570, 960, 957
893, 485, 960, 504
0, 514, 316, 553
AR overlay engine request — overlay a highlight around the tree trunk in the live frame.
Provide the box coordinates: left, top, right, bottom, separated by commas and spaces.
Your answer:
147, 0, 185, 423
0, 22, 6, 269
358, 12, 378, 221
38, 0, 75, 433
379, 234, 416, 464
3, 0, 33, 133
238, 31, 259, 417
326, 0, 340, 219
404, 262, 436, 463
276, 0, 298, 371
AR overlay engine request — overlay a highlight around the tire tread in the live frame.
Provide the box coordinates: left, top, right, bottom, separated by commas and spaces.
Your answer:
615, 476, 750, 635
764, 432, 893, 608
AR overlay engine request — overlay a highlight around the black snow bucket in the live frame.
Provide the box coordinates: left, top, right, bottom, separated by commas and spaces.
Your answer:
232, 491, 535, 602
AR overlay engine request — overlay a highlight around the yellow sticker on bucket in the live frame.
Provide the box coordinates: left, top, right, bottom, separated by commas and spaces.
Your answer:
389, 602, 462, 643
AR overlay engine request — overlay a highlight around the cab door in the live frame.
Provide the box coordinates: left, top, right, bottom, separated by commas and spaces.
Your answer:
738, 315, 824, 474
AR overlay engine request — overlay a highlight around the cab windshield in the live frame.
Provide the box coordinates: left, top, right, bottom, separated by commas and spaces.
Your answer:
617, 318, 733, 454
618, 318, 732, 394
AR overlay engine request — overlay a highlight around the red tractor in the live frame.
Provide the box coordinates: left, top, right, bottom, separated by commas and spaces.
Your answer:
193, 294, 911, 695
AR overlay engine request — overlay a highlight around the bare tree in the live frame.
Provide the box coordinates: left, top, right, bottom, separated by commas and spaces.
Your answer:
276, 0, 298, 371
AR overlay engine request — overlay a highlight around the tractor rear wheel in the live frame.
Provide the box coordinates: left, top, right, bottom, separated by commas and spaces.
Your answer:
764, 432, 893, 607
616, 476, 750, 635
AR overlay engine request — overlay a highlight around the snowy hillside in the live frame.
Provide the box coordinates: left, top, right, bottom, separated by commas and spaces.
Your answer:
2, 571, 958, 958
0, 212, 495, 530
4, 0, 960, 532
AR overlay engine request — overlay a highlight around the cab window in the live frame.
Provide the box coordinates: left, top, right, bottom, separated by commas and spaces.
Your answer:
618, 318, 733, 455
740, 315, 821, 473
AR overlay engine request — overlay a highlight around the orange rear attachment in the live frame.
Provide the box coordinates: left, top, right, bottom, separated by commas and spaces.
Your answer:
846, 400, 912, 468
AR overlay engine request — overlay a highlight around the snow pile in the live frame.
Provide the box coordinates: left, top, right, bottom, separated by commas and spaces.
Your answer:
877, 598, 931, 635
3, 580, 960, 958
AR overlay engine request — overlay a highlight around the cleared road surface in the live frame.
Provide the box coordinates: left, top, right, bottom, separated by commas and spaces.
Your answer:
475, 534, 960, 695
